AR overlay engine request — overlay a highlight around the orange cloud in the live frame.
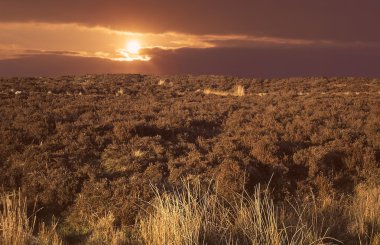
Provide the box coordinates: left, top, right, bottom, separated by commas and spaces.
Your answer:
1, 22, 375, 63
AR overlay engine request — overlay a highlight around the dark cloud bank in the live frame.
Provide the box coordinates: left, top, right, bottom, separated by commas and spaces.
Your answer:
1, 0, 379, 42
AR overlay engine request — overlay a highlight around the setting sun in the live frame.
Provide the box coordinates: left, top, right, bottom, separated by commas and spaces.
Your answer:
116, 39, 150, 61
126, 40, 141, 54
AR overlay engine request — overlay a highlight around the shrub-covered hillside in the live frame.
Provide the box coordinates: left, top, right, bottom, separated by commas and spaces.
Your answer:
0, 74, 379, 244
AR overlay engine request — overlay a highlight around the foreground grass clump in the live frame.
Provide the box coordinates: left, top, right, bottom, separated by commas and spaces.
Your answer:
138, 180, 335, 245
0, 191, 62, 245
2, 181, 380, 244
352, 185, 380, 244
0, 191, 35, 244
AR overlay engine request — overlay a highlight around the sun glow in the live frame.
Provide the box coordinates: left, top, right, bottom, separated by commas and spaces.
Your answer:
126, 40, 141, 54
114, 39, 151, 61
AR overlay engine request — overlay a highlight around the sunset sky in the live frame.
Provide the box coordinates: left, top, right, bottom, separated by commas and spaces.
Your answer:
0, 1, 379, 77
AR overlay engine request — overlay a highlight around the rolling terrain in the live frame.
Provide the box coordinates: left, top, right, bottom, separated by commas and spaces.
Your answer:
0, 74, 379, 244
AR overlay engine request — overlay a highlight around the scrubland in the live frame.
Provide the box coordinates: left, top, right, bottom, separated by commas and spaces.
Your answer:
0, 74, 379, 244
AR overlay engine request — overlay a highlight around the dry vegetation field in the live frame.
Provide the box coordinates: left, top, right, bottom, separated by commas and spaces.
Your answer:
0, 74, 379, 244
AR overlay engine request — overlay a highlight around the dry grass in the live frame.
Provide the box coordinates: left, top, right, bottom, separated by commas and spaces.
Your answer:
281, 196, 339, 245
204, 88, 230, 96
137, 180, 335, 245
2, 183, 380, 244
139, 182, 205, 244
0, 190, 62, 245
38, 219, 63, 245
0, 190, 36, 244
256, 92, 268, 97
231, 187, 283, 244
86, 212, 127, 245
133, 150, 145, 158
204, 85, 245, 97
233, 85, 245, 97
351, 185, 380, 244
116, 88, 124, 96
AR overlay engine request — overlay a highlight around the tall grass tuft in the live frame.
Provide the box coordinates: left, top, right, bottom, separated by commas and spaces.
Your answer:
138, 180, 335, 245
38, 218, 63, 245
352, 185, 380, 244
232, 187, 283, 244
0, 190, 62, 245
233, 85, 245, 97
0, 190, 36, 244
139, 182, 205, 244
